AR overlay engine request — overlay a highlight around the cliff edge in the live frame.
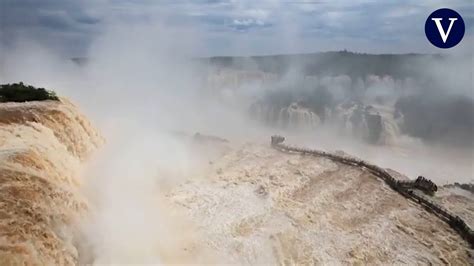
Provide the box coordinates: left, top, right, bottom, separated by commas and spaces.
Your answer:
0, 98, 102, 265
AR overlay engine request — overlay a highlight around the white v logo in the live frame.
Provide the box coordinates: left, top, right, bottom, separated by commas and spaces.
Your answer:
431, 17, 458, 43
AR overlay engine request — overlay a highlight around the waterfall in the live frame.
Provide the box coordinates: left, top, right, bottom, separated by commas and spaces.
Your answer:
0, 99, 103, 265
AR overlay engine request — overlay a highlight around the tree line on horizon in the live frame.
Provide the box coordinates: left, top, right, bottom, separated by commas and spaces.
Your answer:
206, 50, 447, 79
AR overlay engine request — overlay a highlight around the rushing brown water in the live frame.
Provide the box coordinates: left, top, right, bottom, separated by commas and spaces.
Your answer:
168, 140, 474, 264
0, 99, 102, 265
1, 99, 472, 265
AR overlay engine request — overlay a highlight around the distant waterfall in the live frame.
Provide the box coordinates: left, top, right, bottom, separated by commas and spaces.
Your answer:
251, 101, 320, 130
278, 103, 321, 130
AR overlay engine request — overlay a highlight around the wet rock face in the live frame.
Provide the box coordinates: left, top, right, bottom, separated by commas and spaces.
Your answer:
365, 112, 383, 143
343, 104, 383, 144
395, 93, 474, 147
328, 101, 398, 144
278, 102, 321, 130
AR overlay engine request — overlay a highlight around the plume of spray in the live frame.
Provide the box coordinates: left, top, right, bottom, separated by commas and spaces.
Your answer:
0, 18, 249, 263
0, 5, 473, 263
71, 24, 241, 263
238, 53, 473, 183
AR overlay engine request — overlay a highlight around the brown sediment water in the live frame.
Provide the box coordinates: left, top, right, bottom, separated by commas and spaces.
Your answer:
0, 99, 103, 265
168, 141, 473, 264
1, 99, 472, 265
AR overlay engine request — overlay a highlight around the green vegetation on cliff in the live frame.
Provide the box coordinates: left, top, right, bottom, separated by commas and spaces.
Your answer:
0, 82, 59, 103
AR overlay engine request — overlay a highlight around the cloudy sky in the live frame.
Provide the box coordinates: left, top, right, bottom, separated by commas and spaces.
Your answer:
0, 0, 472, 57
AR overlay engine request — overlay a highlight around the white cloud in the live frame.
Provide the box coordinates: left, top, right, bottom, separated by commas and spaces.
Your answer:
233, 18, 264, 26
1, 0, 472, 56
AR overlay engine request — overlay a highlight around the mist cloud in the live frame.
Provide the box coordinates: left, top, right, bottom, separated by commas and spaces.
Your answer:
1, 1, 473, 263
